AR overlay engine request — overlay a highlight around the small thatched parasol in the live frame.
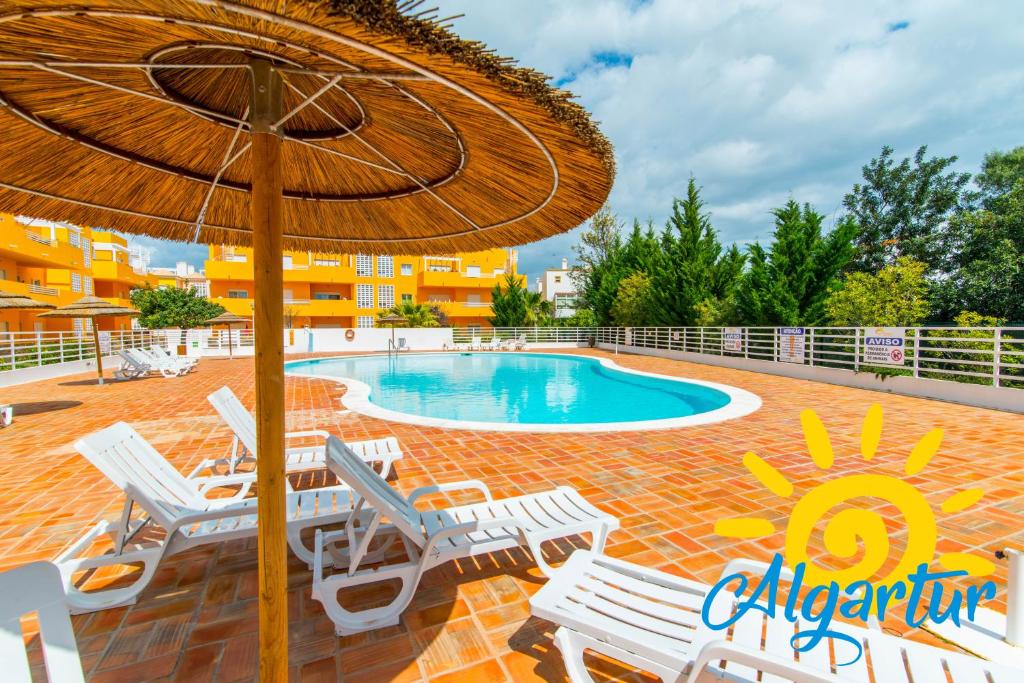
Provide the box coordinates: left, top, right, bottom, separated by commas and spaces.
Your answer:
0, 289, 57, 311
378, 312, 407, 348
37, 297, 139, 385
203, 310, 251, 358
0, 2, 614, 674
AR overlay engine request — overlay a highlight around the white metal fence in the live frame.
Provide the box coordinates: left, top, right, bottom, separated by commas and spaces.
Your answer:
3, 325, 1021, 391
0, 329, 165, 372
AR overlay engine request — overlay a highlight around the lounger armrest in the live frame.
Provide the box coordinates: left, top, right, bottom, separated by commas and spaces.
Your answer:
408, 480, 492, 506
685, 639, 844, 683
174, 502, 257, 528
196, 473, 257, 502
286, 429, 332, 441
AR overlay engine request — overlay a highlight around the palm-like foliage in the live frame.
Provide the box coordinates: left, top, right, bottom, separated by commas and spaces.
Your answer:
376, 301, 439, 327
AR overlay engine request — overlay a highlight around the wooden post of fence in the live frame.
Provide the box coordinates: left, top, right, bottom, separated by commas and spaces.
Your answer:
993, 328, 1002, 387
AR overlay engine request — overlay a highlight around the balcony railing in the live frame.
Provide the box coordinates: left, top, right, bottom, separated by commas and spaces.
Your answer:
25, 231, 56, 246
27, 283, 59, 296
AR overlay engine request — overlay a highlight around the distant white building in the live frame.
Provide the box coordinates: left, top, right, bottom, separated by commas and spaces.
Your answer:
149, 261, 210, 298
537, 258, 579, 319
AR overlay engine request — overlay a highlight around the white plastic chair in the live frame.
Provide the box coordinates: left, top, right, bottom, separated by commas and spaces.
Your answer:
1, 561, 85, 682
311, 436, 618, 635
202, 386, 402, 477
56, 422, 357, 613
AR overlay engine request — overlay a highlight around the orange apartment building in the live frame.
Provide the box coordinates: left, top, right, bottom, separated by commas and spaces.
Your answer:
205, 245, 523, 329
0, 213, 155, 334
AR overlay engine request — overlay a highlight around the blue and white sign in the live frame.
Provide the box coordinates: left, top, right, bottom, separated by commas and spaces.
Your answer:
779, 327, 805, 363
863, 327, 905, 365
723, 327, 743, 352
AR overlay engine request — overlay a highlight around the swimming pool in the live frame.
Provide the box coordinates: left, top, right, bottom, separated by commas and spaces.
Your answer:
286, 352, 760, 432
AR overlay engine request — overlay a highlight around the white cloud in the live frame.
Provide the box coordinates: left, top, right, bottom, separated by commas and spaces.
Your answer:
432, 0, 1024, 284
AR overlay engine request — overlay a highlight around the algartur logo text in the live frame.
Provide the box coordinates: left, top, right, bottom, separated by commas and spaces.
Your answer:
703, 405, 997, 665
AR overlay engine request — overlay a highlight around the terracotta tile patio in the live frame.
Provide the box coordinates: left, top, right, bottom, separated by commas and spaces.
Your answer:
1, 349, 1021, 682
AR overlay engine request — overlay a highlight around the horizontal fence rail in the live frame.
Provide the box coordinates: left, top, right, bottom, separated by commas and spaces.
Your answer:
0, 329, 167, 372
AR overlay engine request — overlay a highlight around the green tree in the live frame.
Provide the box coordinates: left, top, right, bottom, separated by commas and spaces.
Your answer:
610, 272, 654, 326
932, 181, 1024, 321
557, 309, 597, 327
734, 201, 857, 325
376, 301, 439, 327
523, 290, 554, 326
571, 206, 624, 325
130, 286, 224, 329
976, 146, 1024, 206
825, 257, 930, 326
648, 178, 744, 326
844, 145, 974, 272
489, 274, 530, 326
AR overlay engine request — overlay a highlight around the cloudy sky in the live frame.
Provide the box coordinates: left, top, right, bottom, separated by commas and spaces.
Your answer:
134, 0, 1024, 287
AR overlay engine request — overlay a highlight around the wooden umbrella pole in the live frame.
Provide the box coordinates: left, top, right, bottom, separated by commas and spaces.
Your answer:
91, 321, 104, 385
250, 59, 287, 681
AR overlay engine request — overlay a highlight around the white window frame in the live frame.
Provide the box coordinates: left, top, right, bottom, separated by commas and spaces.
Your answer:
314, 257, 340, 267
377, 284, 394, 309
357, 316, 375, 328
355, 254, 372, 277
227, 289, 248, 299
376, 255, 394, 278
356, 283, 374, 309
400, 263, 413, 276
71, 272, 82, 292
466, 265, 481, 277
84, 275, 94, 295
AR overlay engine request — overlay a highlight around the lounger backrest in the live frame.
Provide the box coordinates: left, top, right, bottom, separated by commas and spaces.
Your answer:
74, 422, 205, 526
119, 350, 146, 368
0, 561, 85, 683
126, 348, 154, 366
325, 436, 425, 546
208, 386, 257, 455
398, 337, 406, 348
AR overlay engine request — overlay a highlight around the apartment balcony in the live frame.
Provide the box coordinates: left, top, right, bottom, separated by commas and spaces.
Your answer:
418, 270, 503, 289
205, 259, 253, 282
0, 227, 85, 269
213, 297, 357, 318
283, 263, 355, 283
438, 301, 494, 318
283, 298, 357, 317
206, 259, 355, 283
91, 260, 153, 287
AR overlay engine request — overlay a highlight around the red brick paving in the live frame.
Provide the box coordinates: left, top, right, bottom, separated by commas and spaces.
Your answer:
1, 349, 1022, 681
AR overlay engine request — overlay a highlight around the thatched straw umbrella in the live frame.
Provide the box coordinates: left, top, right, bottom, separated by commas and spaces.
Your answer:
203, 310, 251, 358
378, 312, 407, 348
0, 289, 56, 312
0, 1, 613, 675
37, 297, 139, 385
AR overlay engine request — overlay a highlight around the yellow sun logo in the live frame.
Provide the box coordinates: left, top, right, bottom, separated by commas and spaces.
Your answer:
714, 404, 994, 589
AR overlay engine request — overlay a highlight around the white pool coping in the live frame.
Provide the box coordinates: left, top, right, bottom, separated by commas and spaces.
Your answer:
285, 351, 762, 433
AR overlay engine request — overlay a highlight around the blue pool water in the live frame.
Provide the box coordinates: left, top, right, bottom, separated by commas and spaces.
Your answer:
286, 353, 732, 425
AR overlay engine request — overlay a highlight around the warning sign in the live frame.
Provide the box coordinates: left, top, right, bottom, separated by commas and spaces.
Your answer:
723, 328, 743, 352
779, 327, 805, 364
863, 327, 905, 366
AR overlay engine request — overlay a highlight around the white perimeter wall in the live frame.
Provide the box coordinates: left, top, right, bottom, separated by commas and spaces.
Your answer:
598, 343, 1022, 414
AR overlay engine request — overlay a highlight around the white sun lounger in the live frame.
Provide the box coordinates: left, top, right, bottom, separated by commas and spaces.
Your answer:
486, 335, 503, 350
2, 561, 85, 682
396, 337, 410, 352
56, 422, 357, 613
531, 550, 1023, 683
124, 348, 184, 377
311, 436, 618, 635
149, 345, 197, 371
470, 335, 482, 350
202, 386, 403, 477
139, 348, 192, 374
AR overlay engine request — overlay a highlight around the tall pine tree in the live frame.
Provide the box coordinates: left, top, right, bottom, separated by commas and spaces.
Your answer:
734, 201, 857, 325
